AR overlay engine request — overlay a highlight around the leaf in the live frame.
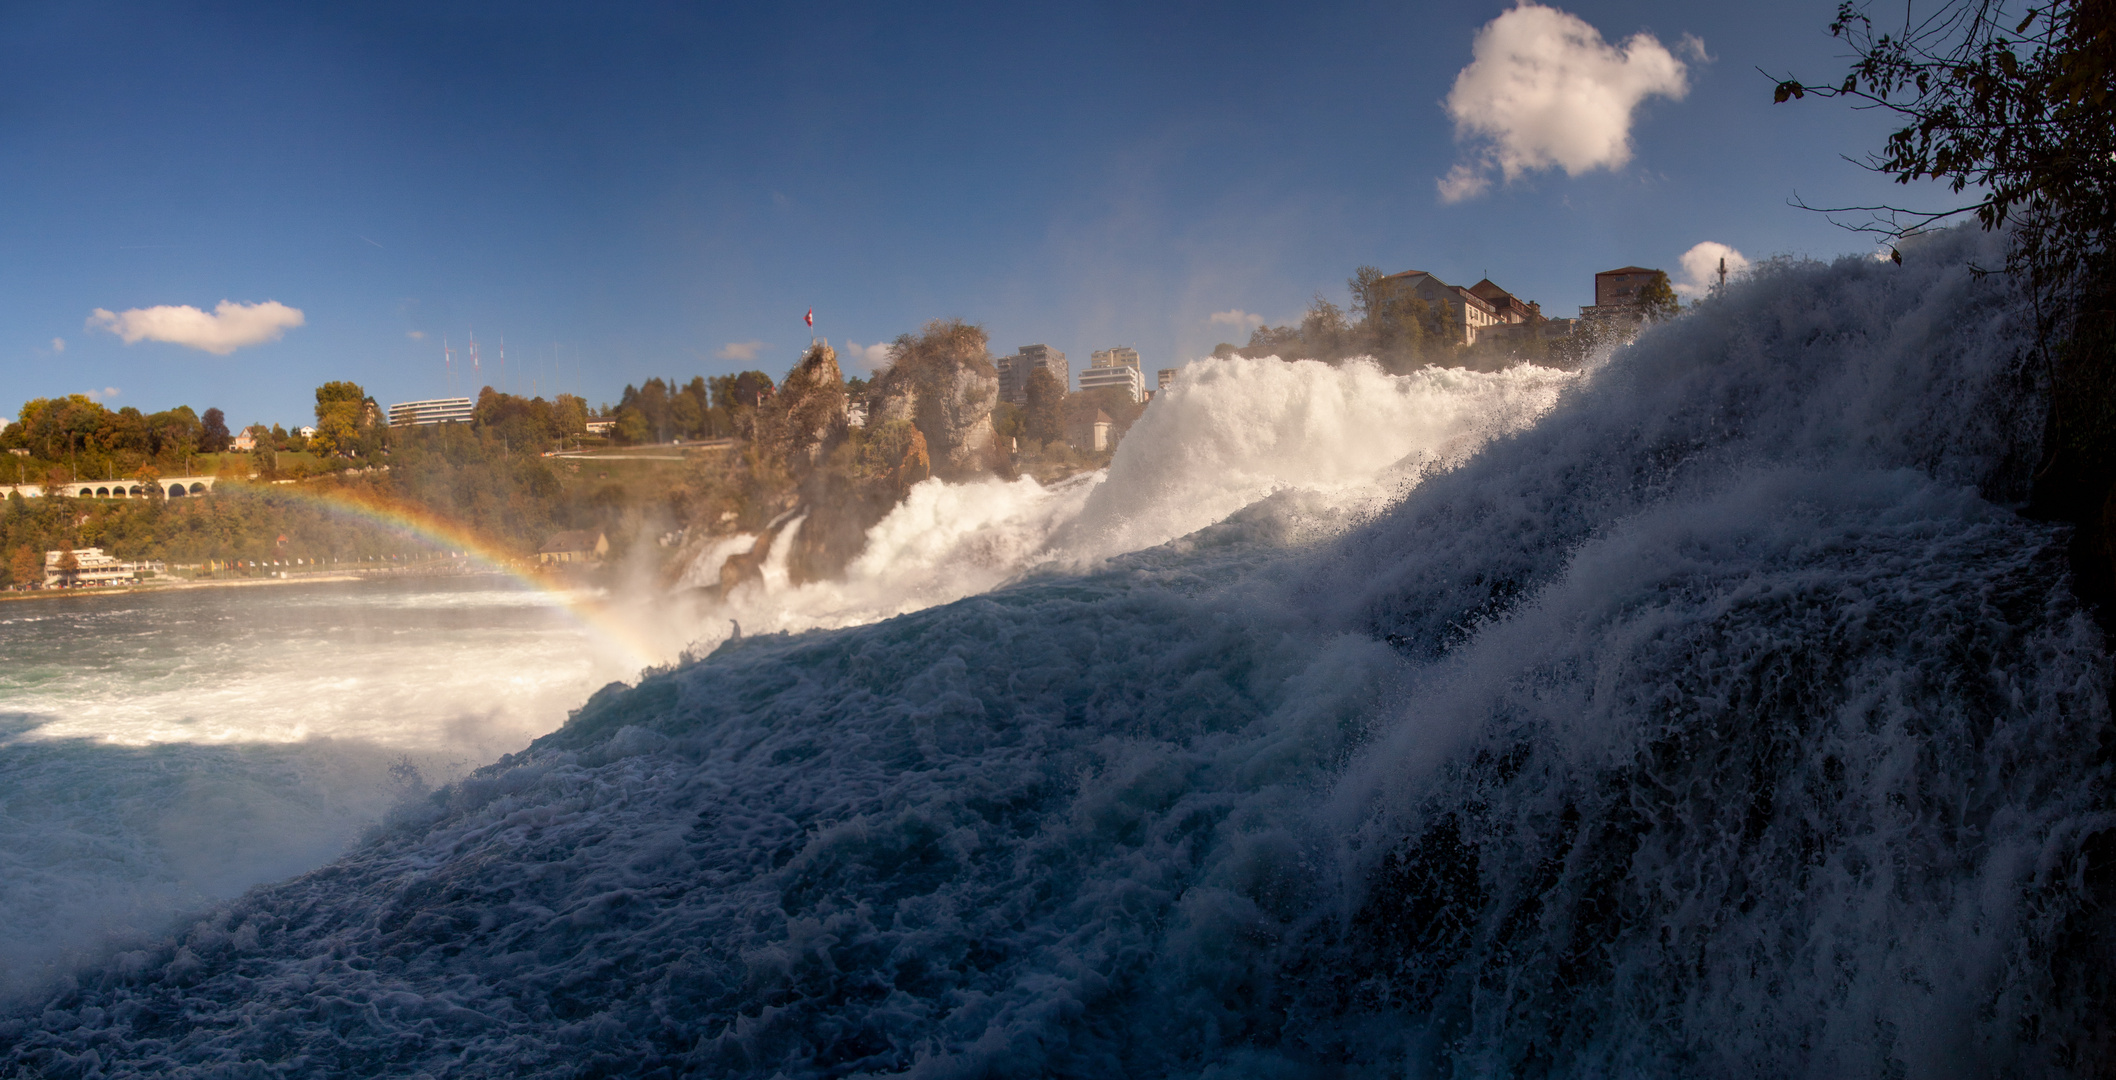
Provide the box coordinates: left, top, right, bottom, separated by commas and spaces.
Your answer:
1774, 80, 1807, 103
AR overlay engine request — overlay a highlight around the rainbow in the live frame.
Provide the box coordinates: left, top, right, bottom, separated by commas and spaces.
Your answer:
228, 482, 673, 671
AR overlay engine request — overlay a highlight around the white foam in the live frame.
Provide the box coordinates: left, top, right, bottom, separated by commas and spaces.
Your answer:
692, 356, 1574, 642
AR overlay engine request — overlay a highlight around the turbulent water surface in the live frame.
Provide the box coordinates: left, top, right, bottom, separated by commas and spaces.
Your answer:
4, 229, 2113, 1078
0, 575, 640, 998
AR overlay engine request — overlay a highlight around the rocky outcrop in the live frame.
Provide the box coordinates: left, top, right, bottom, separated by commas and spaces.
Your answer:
767, 342, 849, 470
870, 319, 997, 478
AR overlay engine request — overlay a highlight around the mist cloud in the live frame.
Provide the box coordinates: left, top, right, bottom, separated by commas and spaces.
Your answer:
51, 337, 64, 353
1440, 2, 1693, 202
717, 340, 766, 361
1676, 241, 1749, 297
87, 300, 305, 354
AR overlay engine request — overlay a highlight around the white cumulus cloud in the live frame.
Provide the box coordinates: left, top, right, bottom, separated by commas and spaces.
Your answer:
86, 300, 305, 355
50, 337, 64, 353
842, 341, 893, 373
407, 330, 426, 340
84, 386, 119, 402
1676, 241, 1750, 297
1440, 2, 1692, 202
1209, 309, 1266, 330
717, 340, 766, 362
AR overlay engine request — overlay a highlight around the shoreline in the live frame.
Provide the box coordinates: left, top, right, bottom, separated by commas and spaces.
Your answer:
0, 567, 503, 604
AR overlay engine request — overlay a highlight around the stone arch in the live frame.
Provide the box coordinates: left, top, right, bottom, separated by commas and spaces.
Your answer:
94, 487, 109, 497
129, 486, 144, 496
78, 487, 93, 497
188, 482, 205, 494
167, 483, 186, 498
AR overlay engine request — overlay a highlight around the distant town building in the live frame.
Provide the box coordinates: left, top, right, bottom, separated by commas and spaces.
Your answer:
44, 547, 153, 588
387, 397, 475, 427
1079, 347, 1144, 402
845, 398, 869, 428
1091, 410, 1114, 452
1578, 265, 1668, 327
1157, 368, 1177, 390
996, 344, 1069, 405
1593, 266, 1661, 307
232, 427, 259, 451
296, 426, 318, 439
584, 417, 616, 436
538, 530, 609, 565
1369, 270, 1515, 346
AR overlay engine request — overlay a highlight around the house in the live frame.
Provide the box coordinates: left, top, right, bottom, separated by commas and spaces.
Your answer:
232, 428, 258, 451
1370, 270, 1510, 345
538, 530, 609, 565
1578, 265, 1669, 327
1593, 266, 1662, 307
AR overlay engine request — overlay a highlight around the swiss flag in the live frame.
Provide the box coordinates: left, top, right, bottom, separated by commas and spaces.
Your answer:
804, 308, 814, 327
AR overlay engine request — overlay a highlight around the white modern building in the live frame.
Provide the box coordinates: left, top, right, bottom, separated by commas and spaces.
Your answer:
44, 547, 155, 587
1079, 346, 1144, 402
387, 397, 475, 426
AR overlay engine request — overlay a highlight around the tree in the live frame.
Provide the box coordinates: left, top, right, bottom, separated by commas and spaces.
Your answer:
1639, 271, 1681, 322
312, 381, 378, 458
56, 547, 77, 586
1772, 0, 2116, 276
8, 546, 37, 589
200, 407, 231, 452
1024, 366, 1064, 445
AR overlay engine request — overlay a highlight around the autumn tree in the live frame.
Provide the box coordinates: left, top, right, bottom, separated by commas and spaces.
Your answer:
7, 546, 38, 589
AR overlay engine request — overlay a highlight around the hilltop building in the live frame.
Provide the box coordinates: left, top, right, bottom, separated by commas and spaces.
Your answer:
1157, 368, 1176, 390
1079, 347, 1144, 402
387, 397, 475, 427
1578, 265, 1669, 327
995, 345, 1068, 405
1368, 270, 1516, 346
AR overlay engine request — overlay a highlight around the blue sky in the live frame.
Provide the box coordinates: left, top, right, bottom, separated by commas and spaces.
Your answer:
0, 0, 1919, 427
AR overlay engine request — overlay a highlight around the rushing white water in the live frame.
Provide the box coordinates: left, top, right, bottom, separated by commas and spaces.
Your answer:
697, 357, 1574, 641
6, 228, 2111, 1078
0, 577, 637, 997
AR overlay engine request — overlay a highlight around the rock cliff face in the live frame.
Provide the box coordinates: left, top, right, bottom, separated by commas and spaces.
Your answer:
676, 324, 1002, 596
768, 343, 849, 469
871, 319, 997, 479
